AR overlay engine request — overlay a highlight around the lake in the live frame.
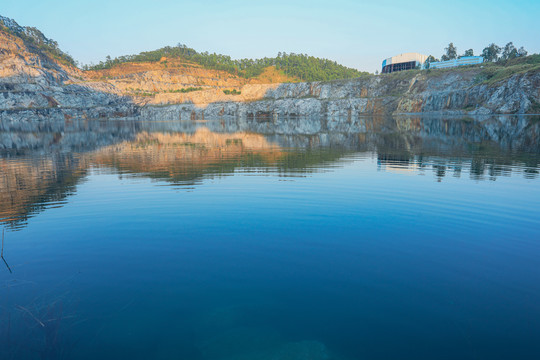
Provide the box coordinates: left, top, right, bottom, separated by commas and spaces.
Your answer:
1, 115, 539, 359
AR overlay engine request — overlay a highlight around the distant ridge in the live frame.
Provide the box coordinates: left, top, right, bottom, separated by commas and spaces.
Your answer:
85, 45, 369, 82
0, 15, 75, 66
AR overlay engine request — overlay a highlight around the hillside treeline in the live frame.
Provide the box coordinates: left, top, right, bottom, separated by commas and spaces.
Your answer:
84, 44, 367, 81
0, 16, 76, 66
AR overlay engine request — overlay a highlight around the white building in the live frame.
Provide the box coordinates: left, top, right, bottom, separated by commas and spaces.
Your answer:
382, 53, 429, 74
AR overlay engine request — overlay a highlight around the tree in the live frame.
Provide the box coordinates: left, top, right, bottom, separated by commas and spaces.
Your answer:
481, 43, 501, 62
443, 43, 458, 60
501, 42, 518, 61
426, 55, 438, 63
517, 46, 528, 57
463, 49, 474, 57
424, 55, 437, 68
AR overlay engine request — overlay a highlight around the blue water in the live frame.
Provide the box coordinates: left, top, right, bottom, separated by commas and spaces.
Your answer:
1, 116, 540, 359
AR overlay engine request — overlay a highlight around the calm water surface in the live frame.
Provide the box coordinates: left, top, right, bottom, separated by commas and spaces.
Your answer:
1, 115, 540, 359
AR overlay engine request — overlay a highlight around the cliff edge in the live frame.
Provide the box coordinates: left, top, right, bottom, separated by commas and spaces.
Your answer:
1, 15, 539, 122
0, 15, 137, 123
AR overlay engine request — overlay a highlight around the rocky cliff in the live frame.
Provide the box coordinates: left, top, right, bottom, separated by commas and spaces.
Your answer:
139, 67, 540, 121
0, 15, 137, 124
1, 15, 539, 123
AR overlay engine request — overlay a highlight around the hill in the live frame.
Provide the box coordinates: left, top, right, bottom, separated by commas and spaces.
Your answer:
1, 14, 539, 114
81, 45, 370, 104
0, 15, 135, 119
85, 44, 368, 82
0, 15, 75, 67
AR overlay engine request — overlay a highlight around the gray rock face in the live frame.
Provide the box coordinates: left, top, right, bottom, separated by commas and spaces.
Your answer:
139, 70, 540, 122
2, 14, 539, 128
0, 17, 139, 124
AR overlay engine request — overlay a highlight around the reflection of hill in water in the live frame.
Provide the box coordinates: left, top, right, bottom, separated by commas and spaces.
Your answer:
91, 128, 347, 186
0, 155, 88, 230
0, 115, 539, 230
92, 128, 283, 186
0, 127, 346, 229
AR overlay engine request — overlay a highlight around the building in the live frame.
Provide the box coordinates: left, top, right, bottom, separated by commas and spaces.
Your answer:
428, 56, 484, 69
381, 53, 484, 74
381, 53, 428, 74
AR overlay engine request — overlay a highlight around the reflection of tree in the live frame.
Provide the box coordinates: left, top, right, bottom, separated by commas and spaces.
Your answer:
373, 115, 540, 181
0, 129, 349, 229
0, 154, 88, 230
90, 128, 348, 185
377, 153, 538, 181
90, 129, 284, 186
0, 115, 539, 230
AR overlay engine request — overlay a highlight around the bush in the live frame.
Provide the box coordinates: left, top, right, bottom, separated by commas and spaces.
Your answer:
168, 87, 203, 93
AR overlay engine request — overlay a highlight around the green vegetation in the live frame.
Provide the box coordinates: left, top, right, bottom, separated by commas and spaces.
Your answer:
128, 88, 155, 97
84, 44, 368, 81
0, 19, 76, 66
478, 56, 540, 85
223, 89, 241, 95
431, 42, 530, 65
481, 43, 502, 62
424, 42, 538, 82
480, 42, 527, 63
425, 54, 540, 85
463, 49, 474, 57
441, 42, 458, 61
127, 87, 204, 96
167, 87, 203, 93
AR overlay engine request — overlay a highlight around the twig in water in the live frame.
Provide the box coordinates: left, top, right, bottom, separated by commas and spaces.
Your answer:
16, 305, 45, 328
1, 228, 12, 273
1, 257, 11, 274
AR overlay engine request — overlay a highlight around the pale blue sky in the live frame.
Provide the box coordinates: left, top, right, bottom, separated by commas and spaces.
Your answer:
2, 0, 539, 72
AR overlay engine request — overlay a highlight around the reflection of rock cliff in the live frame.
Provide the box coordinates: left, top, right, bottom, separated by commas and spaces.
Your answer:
0, 127, 345, 229
1, 116, 539, 230
0, 154, 87, 230
0, 117, 142, 155
91, 128, 284, 184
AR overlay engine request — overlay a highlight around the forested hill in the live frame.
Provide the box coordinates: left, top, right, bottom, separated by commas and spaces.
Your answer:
0, 15, 76, 67
85, 44, 368, 82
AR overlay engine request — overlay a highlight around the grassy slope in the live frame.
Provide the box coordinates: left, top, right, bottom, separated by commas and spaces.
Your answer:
479, 61, 540, 85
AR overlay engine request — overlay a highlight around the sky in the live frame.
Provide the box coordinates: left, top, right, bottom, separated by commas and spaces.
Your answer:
2, 0, 539, 73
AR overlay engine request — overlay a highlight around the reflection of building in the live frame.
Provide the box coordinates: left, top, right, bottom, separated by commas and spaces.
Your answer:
428, 56, 484, 69
382, 53, 428, 74
377, 154, 417, 174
